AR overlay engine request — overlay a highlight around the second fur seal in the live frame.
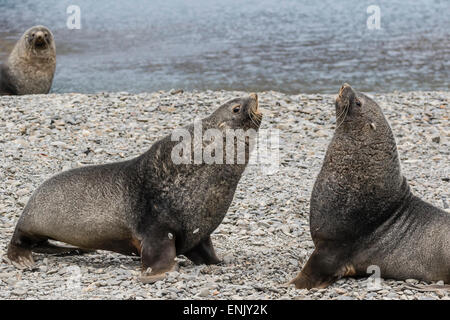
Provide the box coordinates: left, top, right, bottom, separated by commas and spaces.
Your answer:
291, 84, 449, 289
0, 25, 56, 95
7, 93, 262, 282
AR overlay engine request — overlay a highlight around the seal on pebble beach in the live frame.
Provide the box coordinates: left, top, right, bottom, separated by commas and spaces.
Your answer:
290, 83, 450, 289
7, 93, 262, 282
0, 25, 56, 95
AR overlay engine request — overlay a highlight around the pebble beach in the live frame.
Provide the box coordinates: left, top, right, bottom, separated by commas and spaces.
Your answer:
0, 90, 448, 300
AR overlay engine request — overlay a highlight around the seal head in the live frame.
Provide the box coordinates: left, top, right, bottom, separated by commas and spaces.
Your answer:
24, 26, 54, 52
209, 92, 262, 130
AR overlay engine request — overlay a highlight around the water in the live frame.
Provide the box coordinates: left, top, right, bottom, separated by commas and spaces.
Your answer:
0, 0, 448, 94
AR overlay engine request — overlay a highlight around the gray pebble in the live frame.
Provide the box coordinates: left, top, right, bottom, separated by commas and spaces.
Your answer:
0, 91, 447, 300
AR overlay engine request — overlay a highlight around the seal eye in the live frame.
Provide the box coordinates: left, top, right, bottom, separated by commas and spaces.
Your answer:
355, 99, 362, 107
232, 105, 241, 113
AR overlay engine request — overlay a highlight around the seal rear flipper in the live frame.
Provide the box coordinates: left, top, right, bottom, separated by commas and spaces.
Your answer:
290, 247, 355, 289
138, 233, 177, 283
6, 229, 40, 269
184, 236, 222, 265
31, 241, 95, 256
6, 243, 35, 270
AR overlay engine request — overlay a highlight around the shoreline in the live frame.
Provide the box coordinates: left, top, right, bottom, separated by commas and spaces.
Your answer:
0, 90, 448, 300
2, 88, 449, 97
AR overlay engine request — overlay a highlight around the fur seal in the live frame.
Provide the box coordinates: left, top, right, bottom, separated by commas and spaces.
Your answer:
0, 25, 56, 95
291, 84, 449, 289
7, 94, 262, 282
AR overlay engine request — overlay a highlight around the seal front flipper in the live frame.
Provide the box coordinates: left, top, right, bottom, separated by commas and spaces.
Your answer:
184, 236, 222, 265
290, 246, 355, 289
139, 232, 177, 284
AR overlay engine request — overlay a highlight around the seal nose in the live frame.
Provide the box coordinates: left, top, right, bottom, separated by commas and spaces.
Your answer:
35, 31, 44, 40
338, 83, 353, 98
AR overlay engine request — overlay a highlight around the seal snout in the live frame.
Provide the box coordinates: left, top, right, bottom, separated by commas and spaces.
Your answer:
248, 92, 260, 114
35, 31, 44, 40
336, 83, 356, 107
32, 30, 48, 48
338, 83, 354, 99
246, 93, 262, 128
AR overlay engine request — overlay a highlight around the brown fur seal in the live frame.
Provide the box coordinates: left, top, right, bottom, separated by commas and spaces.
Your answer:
7, 94, 262, 282
291, 84, 449, 289
0, 25, 56, 95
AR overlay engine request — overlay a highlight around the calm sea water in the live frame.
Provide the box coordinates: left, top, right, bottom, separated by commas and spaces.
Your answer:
0, 0, 448, 94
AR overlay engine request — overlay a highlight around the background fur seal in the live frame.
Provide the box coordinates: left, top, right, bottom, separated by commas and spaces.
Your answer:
7, 93, 262, 282
291, 84, 449, 289
0, 25, 56, 95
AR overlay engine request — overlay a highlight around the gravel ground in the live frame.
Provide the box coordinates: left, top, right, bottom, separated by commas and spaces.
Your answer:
0, 90, 448, 300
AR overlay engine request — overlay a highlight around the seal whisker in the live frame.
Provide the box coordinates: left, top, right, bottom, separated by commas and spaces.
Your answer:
335, 104, 349, 130
334, 100, 350, 125
335, 105, 347, 123
249, 109, 261, 128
